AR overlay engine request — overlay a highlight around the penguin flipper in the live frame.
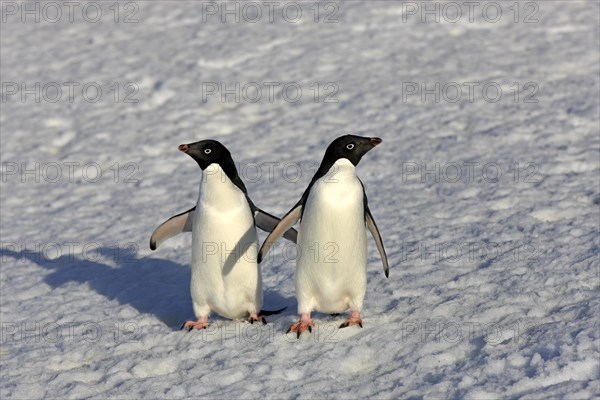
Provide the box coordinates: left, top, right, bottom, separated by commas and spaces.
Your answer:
254, 209, 298, 243
257, 204, 302, 263
149, 207, 195, 250
366, 207, 389, 277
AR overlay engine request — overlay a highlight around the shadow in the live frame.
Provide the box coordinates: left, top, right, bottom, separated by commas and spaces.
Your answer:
216, 224, 296, 316
1, 246, 192, 328
263, 288, 296, 316
222, 226, 256, 276
0, 245, 295, 327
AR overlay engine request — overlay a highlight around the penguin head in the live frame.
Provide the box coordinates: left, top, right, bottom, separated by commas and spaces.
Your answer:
323, 134, 382, 166
178, 140, 233, 170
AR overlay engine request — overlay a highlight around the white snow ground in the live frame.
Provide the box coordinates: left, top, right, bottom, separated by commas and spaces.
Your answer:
1, 1, 599, 398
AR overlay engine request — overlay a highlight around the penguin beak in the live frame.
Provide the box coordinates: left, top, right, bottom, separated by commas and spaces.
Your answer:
178, 144, 189, 153
368, 137, 382, 147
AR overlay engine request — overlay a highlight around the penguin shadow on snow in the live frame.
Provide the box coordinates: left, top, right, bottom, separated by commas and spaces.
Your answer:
0, 246, 192, 327
1, 243, 294, 329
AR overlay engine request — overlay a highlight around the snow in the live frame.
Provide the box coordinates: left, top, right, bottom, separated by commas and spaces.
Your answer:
1, 1, 599, 398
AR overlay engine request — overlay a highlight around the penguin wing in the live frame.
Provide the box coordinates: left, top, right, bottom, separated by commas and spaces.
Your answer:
257, 204, 302, 263
149, 207, 195, 250
254, 209, 298, 243
366, 207, 389, 278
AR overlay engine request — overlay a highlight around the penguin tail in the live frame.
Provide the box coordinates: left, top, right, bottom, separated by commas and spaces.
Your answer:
259, 307, 287, 316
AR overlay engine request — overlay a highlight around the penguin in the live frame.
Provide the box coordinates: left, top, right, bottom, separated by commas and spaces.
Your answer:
150, 140, 297, 330
257, 135, 389, 337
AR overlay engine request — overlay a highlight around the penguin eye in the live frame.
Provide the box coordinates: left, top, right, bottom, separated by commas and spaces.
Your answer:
346, 143, 355, 150
204, 148, 212, 155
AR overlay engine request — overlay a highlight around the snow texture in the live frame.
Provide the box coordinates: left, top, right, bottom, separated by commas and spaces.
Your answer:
1, 1, 599, 399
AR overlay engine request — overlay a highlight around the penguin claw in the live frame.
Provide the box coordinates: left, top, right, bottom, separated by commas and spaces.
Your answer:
287, 317, 315, 338
247, 313, 267, 325
181, 319, 209, 331
339, 320, 363, 329
339, 313, 363, 329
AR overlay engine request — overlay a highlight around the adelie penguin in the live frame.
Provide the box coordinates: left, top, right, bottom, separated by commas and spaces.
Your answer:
150, 140, 297, 330
258, 135, 389, 338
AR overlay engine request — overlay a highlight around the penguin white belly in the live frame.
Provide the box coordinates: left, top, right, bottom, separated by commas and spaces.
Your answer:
296, 159, 367, 314
190, 164, 261, 320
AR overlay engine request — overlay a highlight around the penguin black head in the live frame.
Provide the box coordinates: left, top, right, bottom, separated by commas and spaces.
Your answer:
178, 139, 250, 197
322, 135, 382, 166
178, 140, 233, 170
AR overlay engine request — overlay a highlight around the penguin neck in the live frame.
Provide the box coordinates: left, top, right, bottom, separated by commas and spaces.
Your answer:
314, 157, 356, 182
310, 158, 363, 207
322, 158, 356, 181
198, 163, 246, 209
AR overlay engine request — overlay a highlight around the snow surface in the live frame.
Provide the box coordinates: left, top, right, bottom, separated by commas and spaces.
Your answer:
1, 1, 599, 398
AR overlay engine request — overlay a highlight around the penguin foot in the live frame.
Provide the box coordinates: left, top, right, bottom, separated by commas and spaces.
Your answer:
180, 318, 209, 331
247, 312, 267, 325
339, 311, 363, 329
286, 314, 315, 338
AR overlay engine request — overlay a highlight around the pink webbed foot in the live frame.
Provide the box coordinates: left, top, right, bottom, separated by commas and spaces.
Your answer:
287, 314, 315, 338
339, 311, 363, 329
248, 312, 267, 325
180, 317, 209, 331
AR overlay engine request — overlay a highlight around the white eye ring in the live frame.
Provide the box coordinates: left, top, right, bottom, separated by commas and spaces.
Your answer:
204, 149, 212, 154
346, 144, 355, 150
